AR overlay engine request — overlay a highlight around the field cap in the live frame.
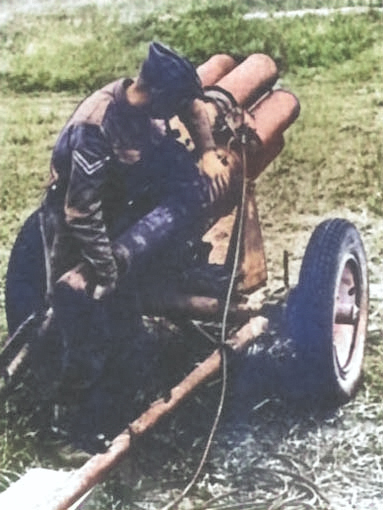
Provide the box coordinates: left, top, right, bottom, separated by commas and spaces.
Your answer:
140, 42, 203, 118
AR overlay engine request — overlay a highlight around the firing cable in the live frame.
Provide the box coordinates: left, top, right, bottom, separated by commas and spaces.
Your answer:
161, 127, 250, 510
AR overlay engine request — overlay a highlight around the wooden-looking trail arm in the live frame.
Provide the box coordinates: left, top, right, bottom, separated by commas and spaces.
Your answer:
35, 316, 268, 510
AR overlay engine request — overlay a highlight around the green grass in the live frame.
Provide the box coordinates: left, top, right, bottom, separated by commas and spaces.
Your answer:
0, 4, 381, 93
259, 44, 383, 218
239, 0, 382, 10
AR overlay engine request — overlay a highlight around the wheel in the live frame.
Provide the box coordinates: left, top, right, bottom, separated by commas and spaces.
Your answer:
2, 209, 47, 399
5, 208, 46, 335
286, 218, 368, 403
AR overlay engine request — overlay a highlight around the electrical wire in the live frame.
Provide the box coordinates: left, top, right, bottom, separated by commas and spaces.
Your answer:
161, 130, 251, 510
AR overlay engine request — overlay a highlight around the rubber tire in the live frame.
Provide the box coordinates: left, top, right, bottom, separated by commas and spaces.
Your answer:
5, 208, 46, 336
286, 218, 368, 403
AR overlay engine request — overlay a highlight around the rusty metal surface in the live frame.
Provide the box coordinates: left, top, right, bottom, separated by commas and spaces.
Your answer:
248, 89, 301, 145
231, 189, 268, 292
203, 188, 267, 293
38, 316, 269, 510
169, 54, 300, 303
197, 54, 237, 87
216, 53, 278, 107
245, 90, 300, 179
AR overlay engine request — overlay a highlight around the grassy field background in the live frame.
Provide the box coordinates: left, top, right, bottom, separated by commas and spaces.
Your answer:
0, 1, 382, 509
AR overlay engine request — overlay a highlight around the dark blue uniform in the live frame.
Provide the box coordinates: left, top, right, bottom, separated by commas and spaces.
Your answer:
4, 44, 246, 450
6, 78, 242, 332
43, 78, 241, 289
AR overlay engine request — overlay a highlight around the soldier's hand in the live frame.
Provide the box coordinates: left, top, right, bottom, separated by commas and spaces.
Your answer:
200, 148, 240, 180
58, 263, 116, 300
58, 263, 88, 292
92, 282, 116, 300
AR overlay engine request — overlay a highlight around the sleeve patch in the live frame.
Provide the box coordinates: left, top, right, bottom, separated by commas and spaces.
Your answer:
73, 150, 110, 175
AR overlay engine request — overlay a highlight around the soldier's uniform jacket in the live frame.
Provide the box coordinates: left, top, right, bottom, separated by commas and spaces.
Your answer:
42, 79, 244, 292
43, 78, 169, 286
